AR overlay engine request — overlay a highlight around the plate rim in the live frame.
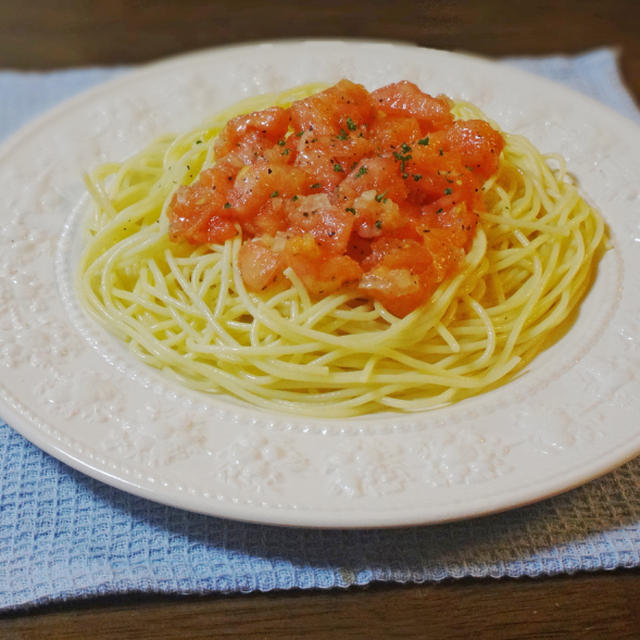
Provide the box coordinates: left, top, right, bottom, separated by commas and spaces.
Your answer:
1, 39, 640, 528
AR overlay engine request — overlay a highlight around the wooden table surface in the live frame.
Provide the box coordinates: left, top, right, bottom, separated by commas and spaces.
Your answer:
1, 1, 639, 638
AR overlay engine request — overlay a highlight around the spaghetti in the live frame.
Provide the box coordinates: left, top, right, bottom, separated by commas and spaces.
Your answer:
78, 83, 606, 417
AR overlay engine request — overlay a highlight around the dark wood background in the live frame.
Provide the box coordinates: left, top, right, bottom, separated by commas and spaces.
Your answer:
0, 0, 639, 100
1, 1, 639, 638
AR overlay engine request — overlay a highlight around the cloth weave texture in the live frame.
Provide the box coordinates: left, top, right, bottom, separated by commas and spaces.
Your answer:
1, 48, 639, 610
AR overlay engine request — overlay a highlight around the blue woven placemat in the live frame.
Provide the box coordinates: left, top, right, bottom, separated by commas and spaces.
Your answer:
1, 48, 639, 611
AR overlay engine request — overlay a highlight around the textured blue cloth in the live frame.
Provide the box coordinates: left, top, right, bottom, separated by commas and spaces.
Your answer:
1, 49, 639, 610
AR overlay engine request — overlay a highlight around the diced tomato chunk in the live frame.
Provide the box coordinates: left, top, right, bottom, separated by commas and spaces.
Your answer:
214, 106, 289, 163
205, 216, 238, 245
291, 132, 375, 193
369, 115, 422, 152
283, 234, 362, 296
404, 140, 469, 202
231, 162, 312, 218
167, 79, 504, 315
350, 190, 405, 239
370, 81, 453, 131
289, 79, 374, 136
238, 240, 283, 291
338, 157, 408, 206
286, 194, 354, 254
360, 266, 434, 318
421, 200, 479, 248
423, 229, 465, 280
168, 159, 240, 244
242, 198, 288, 237
443, 119, 505, 179
363, 237, 433, 272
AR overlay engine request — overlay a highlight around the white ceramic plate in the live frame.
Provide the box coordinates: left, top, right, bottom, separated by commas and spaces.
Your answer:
1, 41, 639, 528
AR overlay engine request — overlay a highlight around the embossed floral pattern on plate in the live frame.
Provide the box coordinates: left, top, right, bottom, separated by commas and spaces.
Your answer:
0, 41, 639, 527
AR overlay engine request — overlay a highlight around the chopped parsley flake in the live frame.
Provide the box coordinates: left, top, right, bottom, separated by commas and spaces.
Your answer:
375, 220, 382, 229
277, 139, 285, 146
346, 117, 357, 131
445, 188, 452, 195
392, 150, 412, 174
400, 143, 412, 153
292, 195, 299, 201
337, 129, 348, 140
417, 137, 430, 146
356, 165, 368, 178
412, 174, 422, 181
311, 183, 321, 189
375, 191, 388, 203
333, 163, 344, 172
223, 202, 231, 209
270, 191, 279, 198
345, 207, 356, 214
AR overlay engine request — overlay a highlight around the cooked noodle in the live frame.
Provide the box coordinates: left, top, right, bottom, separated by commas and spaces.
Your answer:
77, 85, 606, 417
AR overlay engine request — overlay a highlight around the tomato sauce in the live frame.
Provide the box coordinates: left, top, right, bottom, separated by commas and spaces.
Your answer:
168, 80, 504, 316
